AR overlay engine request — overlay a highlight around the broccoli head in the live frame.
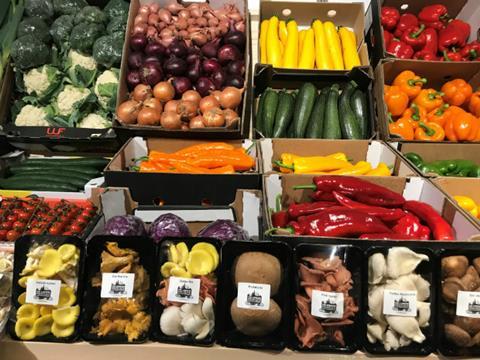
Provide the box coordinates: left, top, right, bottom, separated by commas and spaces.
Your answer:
74, 6, 107, 25
70, 22, 105, 55
25, 0, 54, 21
53, 0, 88, 15
11, 34, 51, 71
107, 14, 127, 34
92, 33, 124, 68
17, 18, 51, 44
103, 0, 129, 21
50, 14, 74, 47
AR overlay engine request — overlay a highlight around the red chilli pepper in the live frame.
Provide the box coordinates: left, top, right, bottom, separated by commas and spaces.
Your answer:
413, 50, 439, 61
392, 213, 431, 240
460, 41, 480, 61
271, 194, 289, 228
381, 6, 400, 31
394, 13, 419, 38
401, 25, 427, 51
287, 201, 336, 219
358, 233, 417, 240
387, 39, 414, 59
403, 200, 455, 240
383, 30, 394, 48
418, 4, 449, 30
438, 19, 471, 52
332, 192, 406, 222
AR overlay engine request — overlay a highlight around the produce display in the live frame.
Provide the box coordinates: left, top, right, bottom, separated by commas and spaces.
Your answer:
260, 17, 360, 70
381, 4, 476, 61
274, 152, 391, 176
0, 156, 108, 192
13, 241, 82, 340
256, 82, 369, 139
0, 245, 14, 335
405, 152, 480, 177
118, 2, 246, 130
270, 176, 456, 240
133, 142, 255, 174
0, 0, 23, 84
367, 247, 431, 352
0, 197, 97, 242
386, 71, 480, 141
453, 196, 480, 220
10, 0, 129, 129
157, 241, 218, 342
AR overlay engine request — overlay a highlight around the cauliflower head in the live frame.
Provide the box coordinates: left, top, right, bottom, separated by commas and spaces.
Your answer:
15, 105, 51, 127
77, 113, 110, 129
67, 50, 96, 70
23, 65, 62, 100
66, 50, 97, 87
94, 69, 119, 110
56, 85, 91, 116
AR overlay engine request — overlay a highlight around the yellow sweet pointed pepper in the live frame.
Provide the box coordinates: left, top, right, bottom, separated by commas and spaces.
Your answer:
312, 20, 333, 70
267, 16, 282, 67
298, 28, 315, 69
454, 195, 479, 218
260, 19, 269, 64
323, 21, 344, 70
283, 20, 298, 68
327, 161, 372, 175
277, 152, 349, 173
276, 155, 351, 174
366, 162, 392, 176
279, 20, 288, 47
339, 27, 361, 70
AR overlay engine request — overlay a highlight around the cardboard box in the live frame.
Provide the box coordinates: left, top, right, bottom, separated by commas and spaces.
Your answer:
263, 173, 480, 242
252, 65, 375, 138
375, 59, 480, 142
258, 1, 370, 72
113, 0, 252, 140
368, 0, 480, 67
104, 137, 261, 205
259, 139, 412, 176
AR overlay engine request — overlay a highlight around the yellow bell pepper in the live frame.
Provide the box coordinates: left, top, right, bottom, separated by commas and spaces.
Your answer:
298, 28, 315, 69
327, 161, 372, 175
267, 16, 282, 67
339, 27, 361, 70
260, 19, 269, 64
323, 21, 344, 70
366, 162, 392, 176
312, 20, 333, 70
276, 155, 351, 174
283, 20, 299, 68
279, 20, 288, 47
454, 195, 479, 218
298, 29, 307, 61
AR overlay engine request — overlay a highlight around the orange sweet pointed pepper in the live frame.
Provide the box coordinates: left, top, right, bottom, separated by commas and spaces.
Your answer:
441, 79, 473, 106
188, 149, 255, 171
389, 117, 414, 140
427, 104, 450, 127
399, 103, 427, 129
468, 90, 480, 117
414, 122, 445, 141
385, 85, 409, 116
413, 88, 444, 112
392, 70, 427, 99
174, 142, 235, 156
444, 106, 480, 141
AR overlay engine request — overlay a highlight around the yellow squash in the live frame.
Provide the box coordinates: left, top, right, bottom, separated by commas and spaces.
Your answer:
260, 19, 269, 64
298, 28, 315, 69
339, 27, 361, 70
283, 20, 298, 68
278, 20, 288, 46
298, 29, 307, 61
323, 21, 344, 70
266, 16, 282, 67
312, 20, 333, 70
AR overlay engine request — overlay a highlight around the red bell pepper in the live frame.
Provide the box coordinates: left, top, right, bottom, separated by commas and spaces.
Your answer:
383, 30, 394, 48
381, 6, 400, 31
423, 27, 438, 54
438, 19, 471, 51
460, 41, 480, 60
413, 50, 439, 61
271, 194, 289, 228
394, 13, 419, 38
358, 233, 416, 240
387, 39, 414, 59
287, 201, 336, 219
403, 200, 455, 240
392, 213, 431, 240
442, 49, 463, 62
418, 4, 449, 30
401, 24, 427, 51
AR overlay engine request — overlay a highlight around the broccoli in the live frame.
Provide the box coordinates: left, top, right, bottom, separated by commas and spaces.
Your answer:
23, 65, 63, 101
103, 0, 129, 21
92, 33, 123, 68
17, 18, 51, 44
25, 0, 54, 21
11, 34, 51, 71
106, 14, 127, 34
53, 0, 88, 15
74, 6, 107, 25
50, 15, 74, 47
70, 22, 105, 55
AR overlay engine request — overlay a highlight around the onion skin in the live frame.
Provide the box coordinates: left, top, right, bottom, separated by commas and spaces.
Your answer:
117, 100, 141, 124
164, 100, 179, 113
203, 107, 225, 127
153, 81, 175, 103
219, 86, 243, 109
138, 107, 161, 126
161, 111, 182, 129
189, 115, 206, 129
199, 95, 220, 114
132, 84, 152, 102
182, 90, 202, 105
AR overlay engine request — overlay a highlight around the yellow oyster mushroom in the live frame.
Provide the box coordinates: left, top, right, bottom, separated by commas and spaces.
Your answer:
51, 322, 75, 338
175, 242, 189, 267
170, 267, 192, 278
168, 244, 179, 263
17, 292, 26, 305
17, 304, 40, 320
52, 305, 80, 327
186, 249, 214, 276
15, 318, 36, 340
57, 286, 76, 308
40, 306, 53, 316
191, 242, 219, 270
160, 262, 178, 278
57, 244, 77, 262
18, 274, 39, 288
37, 249, 62, 278
33, 315, 53, 337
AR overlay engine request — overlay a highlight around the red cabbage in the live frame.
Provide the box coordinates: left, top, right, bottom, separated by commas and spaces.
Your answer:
149, 213, 191, 243
104, 215, 147, 236
197, 220, 248, 242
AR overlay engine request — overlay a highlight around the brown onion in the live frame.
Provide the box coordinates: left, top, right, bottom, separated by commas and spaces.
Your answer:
199, 95, 219, 114
228, 12, 243, 22
178, 30, 188, 39
153, 81, 175, 102
189, 115, 205, 128
117, 100, 141, 124
146, 26, 157, 38
177, 100, 198, 119
158, 9, 172, 23
149, 3, 160, 13
211, 90, 221, 103
175, 18, 187, 30
195, 17, 208, 27
160, 28, 173, 38
157, 22, 167, 31
161, 111, 182, 129
207, 17, 219, 27
164, 100, 179, 113
160, 36, 174, 48
203, 107, 225, 127
166, 2, 184, 15
132, 84, 152, 102
234, 21, 245, 32
191, 32, 208, 46
138, 107, 161, 126
219, 86, 243, 109
135, 13, 148, 24
182, 90, 202, 105
143, 97, 163, 113
148, 13, 159, 25
139, 5, 150, 15
178, 10, 190, 20
133, 23, 148, 35
223, 109, 240, 127
187, 18, 195, 25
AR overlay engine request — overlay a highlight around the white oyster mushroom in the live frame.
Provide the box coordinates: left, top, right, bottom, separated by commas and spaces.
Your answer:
368, 284, 387, 325
399, 335, 412, 347
202, 297, 214, 321
416, 301, 431, 327
385, 315, 426, 343
410, 274, 430, 301
369, 253, 387, 285
181, 302, 203, 318
181, 313, 208, 336
385, 274, 417, 292
160, 306, 183, 336
367, 322, 386, 343
384, 329, 400, 351
195, 320, 212, 340
386, 247, 429, 279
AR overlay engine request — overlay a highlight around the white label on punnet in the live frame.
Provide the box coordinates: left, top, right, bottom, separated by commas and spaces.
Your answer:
311, 290, 344, 319
167, 276, 201, 304
383, 290, 417, 317
26, 279, 61, 306
237, 282, 270, 311
456, 291, 480, 318
101, 273, 135, 299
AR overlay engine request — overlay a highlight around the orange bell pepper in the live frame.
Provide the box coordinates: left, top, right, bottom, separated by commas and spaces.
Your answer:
427, 104, 450, 127
468, 90, 480, 117
389, 117, 414, 140
444, 106, 480, 141
392, 70, 427, 99
385, 85, 409, 116
441, 79, 473, 106
399, 103, 427, 129
413, 89, 444, 112
414, 122, 445, 141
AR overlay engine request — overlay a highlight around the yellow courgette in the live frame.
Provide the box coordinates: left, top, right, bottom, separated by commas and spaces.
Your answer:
323, 21, 344, 70
298, 29, 307, 61
267, 16, 282, 67
283, 20, 299, 68
298, 28, 315, 69
279, 20, 288, 46
260, 19, 269, 64
312, 20, 333, 70
339, 27, 361, 70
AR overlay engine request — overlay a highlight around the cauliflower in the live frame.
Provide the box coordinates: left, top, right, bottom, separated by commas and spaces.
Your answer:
56, 85, 91, 116
94, 69, 119, 110
23, 65, 62, 100
15, 105, 51, 127
66, 49, 97, 87
77, 113, 110, 129
67, 49, 96, 70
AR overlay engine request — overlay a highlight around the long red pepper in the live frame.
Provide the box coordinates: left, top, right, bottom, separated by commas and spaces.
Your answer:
287, 201, 336, 219
311, 191, 336, 202
358, 233, 416, 240
403, 200, 455, 240
271, 194, 289, 228
392, 213, 431, 240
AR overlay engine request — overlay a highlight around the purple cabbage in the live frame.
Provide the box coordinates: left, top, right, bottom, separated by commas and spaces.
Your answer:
197, 220, 248, 242
104, 215, 147, 236
149, 213, 191, 242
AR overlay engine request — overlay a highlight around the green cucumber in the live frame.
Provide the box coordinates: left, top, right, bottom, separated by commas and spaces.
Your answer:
272, 91, 295, 138
22, 158, 109, 168
262, 89, 279, 137
255, 92, 266, 135
306, 87, 328, 138
339, 82, 362, 139
323, 84, 341, 139
0, 179, 78, 192
350, 87, 370, 139
293, 83, 317, 138
9, 165, 100, 177
7, 175, 87, 189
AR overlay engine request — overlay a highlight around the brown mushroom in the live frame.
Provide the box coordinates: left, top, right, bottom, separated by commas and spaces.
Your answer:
442, 256, 469, 278
442, 277, 467, 304
473, 258, 480, 274
445, 324, 472, 347
454, 316, 480, 336
230, 298, 282, 336
461, 266, 480, 291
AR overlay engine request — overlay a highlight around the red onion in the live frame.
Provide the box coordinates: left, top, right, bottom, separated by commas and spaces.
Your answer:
225, 75, 244, 89
227, 60, 245, 76
143, 56, 161, 64
217, 44, 241, 64
202, 58, 221, 74
187, 58, 201, 82
186, 53, 201, 64
234, 21, 245, 33
127, 70, 142, 89
128, 52, 144, 69
130, 34, 147, 51
224, 28, 246, 50
145, 42, 165, 57
201, 38, 221, 58
168, 39, 187, 58
141, 62, 164, 86
171, 77, 192, 95
196, 77, 215, 97
164, 56, 187, 76
211, 69, 226, 89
